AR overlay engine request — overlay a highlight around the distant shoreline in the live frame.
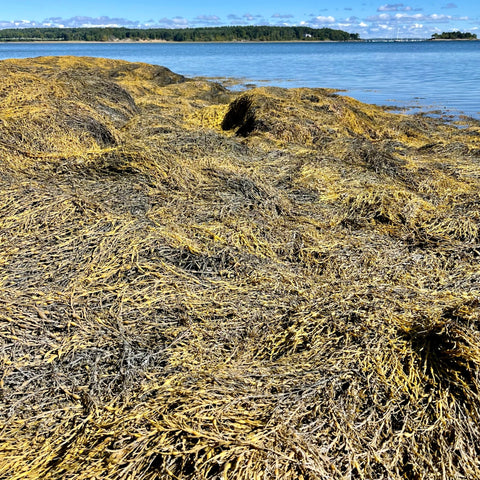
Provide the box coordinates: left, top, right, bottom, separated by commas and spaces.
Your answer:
0, 25, 358, 43
1, 38, 478, 44
429, 38, 479, 41
0, 39, 360, 44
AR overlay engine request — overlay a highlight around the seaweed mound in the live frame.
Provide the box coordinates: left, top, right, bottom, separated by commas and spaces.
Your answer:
1, 56, 480, 480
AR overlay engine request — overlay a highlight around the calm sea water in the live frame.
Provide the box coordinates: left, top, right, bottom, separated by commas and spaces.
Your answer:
1, 41, 479, 118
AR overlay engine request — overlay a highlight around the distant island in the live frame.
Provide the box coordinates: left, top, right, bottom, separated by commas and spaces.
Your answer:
431, 31, 477, 40
0, 26, 360, 42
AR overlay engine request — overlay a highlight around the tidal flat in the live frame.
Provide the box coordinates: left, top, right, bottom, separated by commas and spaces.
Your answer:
1, 56, 480, 479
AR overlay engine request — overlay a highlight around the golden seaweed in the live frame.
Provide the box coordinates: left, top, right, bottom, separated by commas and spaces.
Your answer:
1, 56, 480, 479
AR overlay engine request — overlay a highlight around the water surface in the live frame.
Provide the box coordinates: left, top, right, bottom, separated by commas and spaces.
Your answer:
1, 41, 479, 118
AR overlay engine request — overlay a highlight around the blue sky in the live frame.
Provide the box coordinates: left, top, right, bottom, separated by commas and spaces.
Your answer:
0, 1, 478, 38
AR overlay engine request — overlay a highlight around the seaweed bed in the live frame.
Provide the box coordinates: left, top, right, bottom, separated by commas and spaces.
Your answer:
1, 56, 480, 480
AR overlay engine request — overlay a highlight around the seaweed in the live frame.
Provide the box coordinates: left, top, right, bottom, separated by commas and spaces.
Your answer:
1, 56, 480, 480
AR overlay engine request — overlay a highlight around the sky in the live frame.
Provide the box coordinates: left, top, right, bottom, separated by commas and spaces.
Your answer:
0, 1, 479, 38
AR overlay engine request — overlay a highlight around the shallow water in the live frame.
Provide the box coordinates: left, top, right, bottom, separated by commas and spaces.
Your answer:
1, 41, 479, 118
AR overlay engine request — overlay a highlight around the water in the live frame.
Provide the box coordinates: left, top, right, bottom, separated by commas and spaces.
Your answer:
1, 41, 479, 118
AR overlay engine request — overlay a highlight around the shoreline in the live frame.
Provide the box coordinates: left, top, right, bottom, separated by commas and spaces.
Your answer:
2, 39, 478, 45
0, 39, 361, 44
1, 37, 478, 44
429, 38, 479, 41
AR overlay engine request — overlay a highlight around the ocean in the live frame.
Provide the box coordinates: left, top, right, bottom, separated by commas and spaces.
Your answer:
1, 40, 479, 119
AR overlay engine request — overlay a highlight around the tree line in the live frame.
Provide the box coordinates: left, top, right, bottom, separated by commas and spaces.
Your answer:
431, 31, 477, 40
0, 26, 360, 42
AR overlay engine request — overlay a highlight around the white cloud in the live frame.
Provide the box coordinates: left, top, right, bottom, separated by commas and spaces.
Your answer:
365, 11, 469, 24
43, 15, 143, 28
367, 13, 391, 21
313, 15, 336, 24
156, 17, 189, 28
394, 13, 423, 19
378, 4, 411, 12
429, 13, 452, 21
193, 15, 221, 25
359, 8, 475, 38
0, 14, 233, 30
